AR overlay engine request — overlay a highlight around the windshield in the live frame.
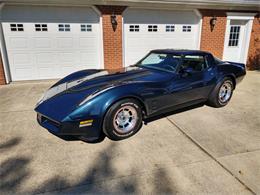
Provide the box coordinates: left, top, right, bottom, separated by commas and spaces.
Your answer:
136, 52, 181, 72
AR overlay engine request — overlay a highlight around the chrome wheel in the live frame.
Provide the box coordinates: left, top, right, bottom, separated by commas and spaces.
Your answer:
218, 81, 232, 104
113, 105, 138, 134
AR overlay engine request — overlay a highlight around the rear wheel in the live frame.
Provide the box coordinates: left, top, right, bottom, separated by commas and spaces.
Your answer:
208, 78, 234, 108
103, 99, 143, 141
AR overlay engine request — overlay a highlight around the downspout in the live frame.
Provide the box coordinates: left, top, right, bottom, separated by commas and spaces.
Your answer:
0, 3, 11, 83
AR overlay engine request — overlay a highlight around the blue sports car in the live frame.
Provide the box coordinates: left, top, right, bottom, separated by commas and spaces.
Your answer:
35, 50, 246, 142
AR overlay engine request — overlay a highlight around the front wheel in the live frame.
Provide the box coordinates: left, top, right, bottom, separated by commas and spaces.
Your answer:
207, 78, 234, 108
103, 99, 143, 141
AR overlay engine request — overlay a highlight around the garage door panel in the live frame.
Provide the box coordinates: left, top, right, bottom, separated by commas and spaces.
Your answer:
7, 37, 29, 49
14, 68, 35, 79
79, 37, 98, 48
124, 9, 200, 66
12, 53, 32, 66
33, 38, 52, 49
58, 52, 75, 63
2, 5, 99, 24
38, 67, 56, 79
56, 37, 74, 49
2, 6, 102, 81
124, 9, 199, 24
35, 53, 55, 66
80, 52, 99, 65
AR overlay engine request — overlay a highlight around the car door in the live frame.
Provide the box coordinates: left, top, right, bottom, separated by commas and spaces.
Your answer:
167, 54, 215, 106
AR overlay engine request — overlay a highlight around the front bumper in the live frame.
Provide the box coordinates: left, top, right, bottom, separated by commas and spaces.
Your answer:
37, 113, 102, 139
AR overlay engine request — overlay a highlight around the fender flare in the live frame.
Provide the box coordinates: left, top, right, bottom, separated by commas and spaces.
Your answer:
209, 74, 236, 100
102, 94, 148, 117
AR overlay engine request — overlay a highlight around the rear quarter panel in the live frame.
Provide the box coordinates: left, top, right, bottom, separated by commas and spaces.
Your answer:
216, 62, 246, 86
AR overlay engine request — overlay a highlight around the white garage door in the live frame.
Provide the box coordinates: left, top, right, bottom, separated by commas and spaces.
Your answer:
2, 6, 102, 81
123, 9, 201, 66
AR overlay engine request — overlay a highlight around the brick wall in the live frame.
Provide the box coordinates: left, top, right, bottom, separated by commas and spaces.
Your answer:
199, 10, 227, 59
96, 5, 127, 70
0, 52, 6, 85
247, 14, 260, 70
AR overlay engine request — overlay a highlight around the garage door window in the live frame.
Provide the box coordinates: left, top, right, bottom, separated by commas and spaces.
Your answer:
10, 24, 24, 32
183, 26, 191, 32
166, 25, 175, 32
81, 24, 92, 32
58, 24, 70, 32
148, 25, 158, 32
129, 25, 139, 32
35, 24, 48, 32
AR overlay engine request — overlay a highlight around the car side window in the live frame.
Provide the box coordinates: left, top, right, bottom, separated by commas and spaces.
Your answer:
181, 55, 208, 72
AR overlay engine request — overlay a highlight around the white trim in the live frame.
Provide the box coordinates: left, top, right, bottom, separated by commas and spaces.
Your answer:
223, 18, 230, 60
223, 12, 256, 64
194, 9, 202, 50
242, 19, 254, 64
227, 12, 257, 20
122, 14, 126, 67
124, 5, 193, 11
92, 6, 104, 69
0, 3, 11, 83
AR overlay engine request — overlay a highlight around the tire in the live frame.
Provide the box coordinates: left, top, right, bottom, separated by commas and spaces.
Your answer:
103, 98, 143, 141
207, 77, 234, 108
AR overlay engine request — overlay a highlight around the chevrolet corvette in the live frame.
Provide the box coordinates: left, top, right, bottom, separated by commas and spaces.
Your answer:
35, 50, 246, 142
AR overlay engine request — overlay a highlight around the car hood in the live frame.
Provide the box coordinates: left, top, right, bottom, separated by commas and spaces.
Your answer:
44, 66, 171, 98
35, 66, 172, 121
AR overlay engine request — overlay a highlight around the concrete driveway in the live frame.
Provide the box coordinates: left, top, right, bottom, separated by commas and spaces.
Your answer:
0, 72, 259, 194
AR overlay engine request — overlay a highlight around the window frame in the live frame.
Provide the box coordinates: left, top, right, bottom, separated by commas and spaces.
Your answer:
10, 24, 24, 32
148, 25, 158, 32
58, 24, 71, 32
35, 24, 48, 32
81, 24, 92, 32
182, 25, 192, 32
129, 25, 140, 32
177, 54, 209, 73
228, 25, 241, 47
166, 25, 175, 32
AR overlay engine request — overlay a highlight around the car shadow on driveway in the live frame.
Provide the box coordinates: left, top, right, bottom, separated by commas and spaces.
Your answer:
0, 138, 177, 194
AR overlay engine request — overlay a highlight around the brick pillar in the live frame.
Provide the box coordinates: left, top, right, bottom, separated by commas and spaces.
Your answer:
247, 14, 260, 70
96, 5, 127, 70
0, 52, 6, 85
199, 10, 227, 59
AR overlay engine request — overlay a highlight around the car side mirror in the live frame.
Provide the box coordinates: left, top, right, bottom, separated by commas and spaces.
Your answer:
180, 67, 193, 77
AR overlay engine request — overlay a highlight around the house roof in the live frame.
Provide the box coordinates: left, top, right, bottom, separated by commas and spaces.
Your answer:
1, 0, 260, 10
